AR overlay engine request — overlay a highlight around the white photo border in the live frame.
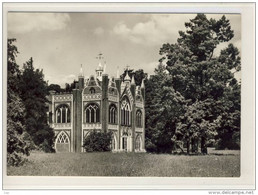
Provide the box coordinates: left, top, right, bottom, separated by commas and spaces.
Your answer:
2, 2, 255, 190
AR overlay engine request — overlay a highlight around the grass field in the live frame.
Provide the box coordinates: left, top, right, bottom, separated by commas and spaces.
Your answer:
7, 150, 240, 177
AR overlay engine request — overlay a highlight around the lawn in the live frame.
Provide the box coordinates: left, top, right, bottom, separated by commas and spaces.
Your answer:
7, 150, 240, 177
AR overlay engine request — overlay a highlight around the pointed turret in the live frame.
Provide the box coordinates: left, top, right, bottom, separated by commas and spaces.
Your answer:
131, 74, 136, 85
141, 78, 145, 100
141, 78, 145, 88
103, 61, 107, 74
124, 70, 131, 82
96, 62, 103, 81
79, 64, 84, 78
115, 66, 121, 95
78, 64, 84, 90
96, 53, 104, 81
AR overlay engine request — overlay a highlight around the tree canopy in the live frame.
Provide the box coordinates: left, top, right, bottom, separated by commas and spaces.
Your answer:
7, 39, 30, 166
145, 14, 241, 153
19, 57, 55, 152
47, 84, 65, 93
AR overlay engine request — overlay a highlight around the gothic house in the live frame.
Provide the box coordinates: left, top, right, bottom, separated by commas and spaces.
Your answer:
47, 61, 146, 153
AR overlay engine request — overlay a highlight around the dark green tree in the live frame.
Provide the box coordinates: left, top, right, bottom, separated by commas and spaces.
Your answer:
19, 57, 55, 152
145, 63, 186, 153
159, 14, 241, 152
47, 84, 65, 93
65, 83, 71, 92
83, 131, 112, 152
7, 39, 30, 166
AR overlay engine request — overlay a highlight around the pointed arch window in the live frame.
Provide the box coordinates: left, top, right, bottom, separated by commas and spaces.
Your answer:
85, 103, 100, 123
109, 104, 117, 124
55, 104, 71, 123
121, 98, 131, 126
136, 110, 142, 128
55, 131, 70, 152
57, 131, 69, 144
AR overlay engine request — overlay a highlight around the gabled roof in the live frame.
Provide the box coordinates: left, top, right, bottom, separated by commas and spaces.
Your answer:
121, 84, 134, 104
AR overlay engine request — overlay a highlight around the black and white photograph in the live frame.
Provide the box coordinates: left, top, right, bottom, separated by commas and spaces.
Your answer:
2, 2, 255, 191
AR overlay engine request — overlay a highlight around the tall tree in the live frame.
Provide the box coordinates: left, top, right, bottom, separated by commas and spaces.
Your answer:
19, 57, 55, 152
159, 14, 241, 153
7, 39, 30, 166
145, 63, 186, 153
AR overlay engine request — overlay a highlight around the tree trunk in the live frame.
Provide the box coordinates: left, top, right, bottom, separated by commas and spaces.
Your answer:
187, 139, 190, 154
197, 139, 199, 153
201, 136, 207, 154
192, 138, 199, 153
191, 138, 195, 153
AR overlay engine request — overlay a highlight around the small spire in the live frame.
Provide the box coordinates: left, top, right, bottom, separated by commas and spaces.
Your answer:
79, 64, 84, 77
141, 78, 145, 88
103, 61, 106, 74
131, 74, 135, 85
124, 70, 131, 81
96, 53, 104, 72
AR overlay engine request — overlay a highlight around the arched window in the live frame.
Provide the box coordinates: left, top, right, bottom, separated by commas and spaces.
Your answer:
85, 103, 100, 123
121, 97, 131, 126
90, 87, 95, 94
55, 131, 70, 152
109, 104, 117, 124
136, 110, 142, 127
55, 104, 71, 123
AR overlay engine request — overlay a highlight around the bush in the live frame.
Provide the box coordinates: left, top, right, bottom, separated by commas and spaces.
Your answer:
83, 131, 112, 152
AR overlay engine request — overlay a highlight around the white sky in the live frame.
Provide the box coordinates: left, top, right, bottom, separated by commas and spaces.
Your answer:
8, 13, 241, 87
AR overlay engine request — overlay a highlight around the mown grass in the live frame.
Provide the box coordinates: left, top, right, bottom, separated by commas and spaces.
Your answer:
7, 151, 240, 177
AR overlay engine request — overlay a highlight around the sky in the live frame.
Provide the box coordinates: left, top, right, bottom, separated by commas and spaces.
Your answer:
8, 13, 241, 87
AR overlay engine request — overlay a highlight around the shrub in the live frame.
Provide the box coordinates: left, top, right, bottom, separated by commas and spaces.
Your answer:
83, 131, 112, 152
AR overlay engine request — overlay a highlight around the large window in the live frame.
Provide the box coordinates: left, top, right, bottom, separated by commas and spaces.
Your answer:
85, 103, 100, 123
55, 104, 70, 123
121, 98, 131, 126
136, 110, 142, 128
109, 104, 117, 124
